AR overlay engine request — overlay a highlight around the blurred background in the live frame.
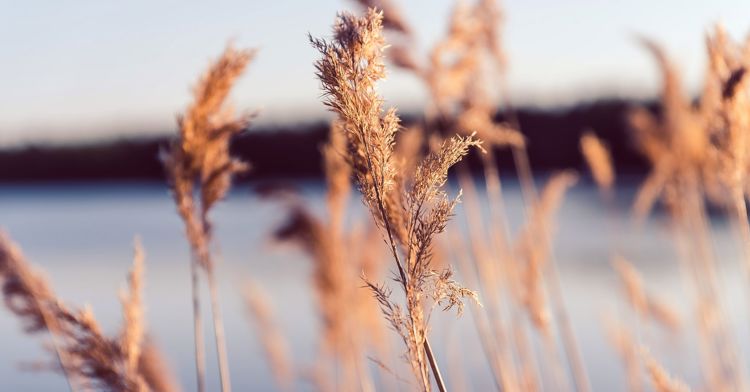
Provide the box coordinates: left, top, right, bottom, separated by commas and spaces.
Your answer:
3, 0, 750, 145
2, 0, 750, 391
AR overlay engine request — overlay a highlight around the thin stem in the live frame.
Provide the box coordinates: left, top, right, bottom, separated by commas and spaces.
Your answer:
37, 301, 79, 392
479, 152, 542, 391
356, 129, 443, 391
449, 228, 505, 391
546, 261, 588, 392
686, 184, 746, 391
513, 146, 591, 392
191, 260, 206, 392
424, 338, 447, 392
207, 268, 233, 392
669, 203, 719, 389
456, 166, 518, 391
342, 38, 447, 388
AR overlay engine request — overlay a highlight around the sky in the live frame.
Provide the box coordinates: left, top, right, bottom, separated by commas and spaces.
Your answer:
2, 0, 750, 145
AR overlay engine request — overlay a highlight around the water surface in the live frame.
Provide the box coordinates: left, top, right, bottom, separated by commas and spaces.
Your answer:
0, 180, 746, 391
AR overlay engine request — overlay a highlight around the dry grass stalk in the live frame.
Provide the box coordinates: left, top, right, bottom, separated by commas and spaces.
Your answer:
348, 223, 397, 390
456, 163, 541, 392
580, 131, 615, 194
419, 0, 524, 153
457, 103, 525, 150
426, 1, 588, 390
243, 283, 294, 391
440, 1, 538, 390
371, 2, 585, 390
430, 4, 538, 391
611, 256, 680, 331
0, 232, 175, 392
628, 38, 707, 221
312, 9, 482, 391
530, 172, 591, 392
350, 0, 425, 79
603, 317, 642, 392
348, 223, 391, 343
607, 314, 687, 392
608, 257, 681, 392
646, 298, 681, 333
120, 237, 145, 376
424, 0, 492, 112
271, 120, 389, 391
0, 231, 80, 391
640, 348, 691, 392
410, 2, 591, 390
351, 0, 410, 35
162, 45, 256, 392
699, 28, 750, 390
454, 165, 542, 392
137, 340, 181, 392
612, 256, 647, 314
630, 36, 749, 392
699, 26, 750, 283
447, 225, 525, 392
516, 171, 577, 333
323, 120, 352, 234
513, 171, 582, 391
274, 205, 370, 389
372, 0, 523, 152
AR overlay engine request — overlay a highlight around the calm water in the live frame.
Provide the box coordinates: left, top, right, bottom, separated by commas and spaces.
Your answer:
0, 179, 747, 391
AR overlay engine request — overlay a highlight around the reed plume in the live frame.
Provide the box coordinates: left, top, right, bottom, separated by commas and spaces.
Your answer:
162, 44, 255, 392
350, 0, 421, 75
0, 232, 176, 392
630, 36, 747, 392
628, 38, 707, 220
606, 318, 688, 392
641, 348, 691, 392
608, 257, 682, 392
311, 9, 482, 391
371, 2, 585, 390
120, 237, 145, 376
612, 256, 680, 331
580, 131, 615, 194
698, 26, 750, 283
351, 0, 410, 35
138, 340, 181, 392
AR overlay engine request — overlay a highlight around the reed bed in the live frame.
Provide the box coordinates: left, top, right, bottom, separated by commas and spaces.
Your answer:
3, 0, 750, 391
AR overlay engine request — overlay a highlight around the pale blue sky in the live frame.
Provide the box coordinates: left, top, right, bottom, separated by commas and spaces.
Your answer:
2, 0, 750, 145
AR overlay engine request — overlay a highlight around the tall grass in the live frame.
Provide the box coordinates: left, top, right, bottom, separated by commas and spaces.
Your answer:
162, 45, 255, 392
3, 1, 750, 391
310, 10, 483, 391
0, 234, 178, 392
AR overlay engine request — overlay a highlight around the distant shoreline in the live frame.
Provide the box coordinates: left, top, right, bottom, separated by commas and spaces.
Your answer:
0, 98, 654, 183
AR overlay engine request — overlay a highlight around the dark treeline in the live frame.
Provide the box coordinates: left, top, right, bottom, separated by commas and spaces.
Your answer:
0, 99, 654, 183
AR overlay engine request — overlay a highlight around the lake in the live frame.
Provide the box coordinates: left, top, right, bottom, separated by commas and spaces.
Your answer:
0, 179, 747, 391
